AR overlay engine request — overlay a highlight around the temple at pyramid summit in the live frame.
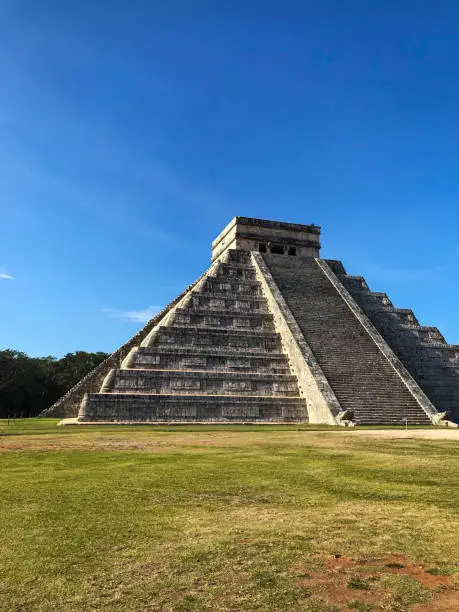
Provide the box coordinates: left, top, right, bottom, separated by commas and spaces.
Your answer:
44, 217, 459, 425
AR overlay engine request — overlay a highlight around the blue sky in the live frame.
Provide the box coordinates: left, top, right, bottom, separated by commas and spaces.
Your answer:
1, 1, 458, 357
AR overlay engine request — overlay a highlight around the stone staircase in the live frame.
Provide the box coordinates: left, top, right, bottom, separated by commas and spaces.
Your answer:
338, 272, 459, 423
80, 250, 306, 423
43, 216, 454, 424
263, 255, 432, 425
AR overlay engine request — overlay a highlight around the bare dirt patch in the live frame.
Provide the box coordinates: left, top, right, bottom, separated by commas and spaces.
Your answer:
295, 554, 458, 610
0, 433, 229, 452
2, 426, 458, 454
412, 587, 459, 610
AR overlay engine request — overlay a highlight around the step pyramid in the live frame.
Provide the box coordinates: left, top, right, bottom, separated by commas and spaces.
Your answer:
43, 217, 458, 425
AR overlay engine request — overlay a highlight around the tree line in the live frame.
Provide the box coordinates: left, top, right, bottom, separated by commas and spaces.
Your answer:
0, 350, 108, 418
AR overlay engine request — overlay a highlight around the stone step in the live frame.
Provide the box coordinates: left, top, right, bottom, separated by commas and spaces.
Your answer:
201, 278, 262, 295
189, 293, 269, 313
343, 280, 457, 420
371, 308, 419, 325
153, 326, 283, 352
356, 418, 431, 425
351, 408, 431, 414
177, 306, 274, 321
354, 411, 430, 416
355, 412, 430, 417
416, 344, 459, 356
131, 347, 291, 373
264, 254, 430, 422
394, 325, 446, 344
355, 416, 431, 423
345, 290, 393, 306
216, 263, 257, 280
334, 395, 424, 404
355, 409, 431, 416
171, 309, 275, 332
332, 389, 420, 398
218, 260, 254, 270
82, 393, 306, 422
337, 400, 424, 408
334, 399, 421, 407
326, 372, 413, 381
340, 276, 368, 291
323, 260, 347, 275
310, 354, 389, 365
110, 369, 299, 396
223, 249, 252, 264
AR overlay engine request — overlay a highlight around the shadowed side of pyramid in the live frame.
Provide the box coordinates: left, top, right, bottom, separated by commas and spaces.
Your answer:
261, 255, 437, 425
42, 217, 458, 425
335, 268, 459, 424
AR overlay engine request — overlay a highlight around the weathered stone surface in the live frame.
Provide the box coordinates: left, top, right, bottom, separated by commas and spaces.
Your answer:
40, 274, 207, 418
130, 347, 291, 374
80, 245, 307, 423
212, 217, 321, 261
109, 369, 299, 396
42, 216, 457, 425
338, 266, 459, 423
262, 254, 435, 425
80, 394, 304, 423
251, 252, 343, 425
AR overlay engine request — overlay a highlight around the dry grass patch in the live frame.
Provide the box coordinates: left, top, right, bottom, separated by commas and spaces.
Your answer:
0, 419, 458, 610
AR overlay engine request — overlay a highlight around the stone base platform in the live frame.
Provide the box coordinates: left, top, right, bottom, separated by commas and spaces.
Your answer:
58, 418, 306, 426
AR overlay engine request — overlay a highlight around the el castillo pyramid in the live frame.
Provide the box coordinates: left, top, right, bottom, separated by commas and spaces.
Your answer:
43, 217, 459, 425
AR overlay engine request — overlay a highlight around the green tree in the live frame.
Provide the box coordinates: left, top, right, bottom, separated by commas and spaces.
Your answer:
0, 350, 108, 418
54, 351, 108, 391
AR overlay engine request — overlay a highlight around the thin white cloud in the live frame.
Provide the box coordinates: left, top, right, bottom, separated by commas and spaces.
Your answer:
103, 305, 161, 323
0, 271, 14, 280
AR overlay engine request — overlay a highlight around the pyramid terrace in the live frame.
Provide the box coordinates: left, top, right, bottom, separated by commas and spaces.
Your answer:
43, 217, 459, 426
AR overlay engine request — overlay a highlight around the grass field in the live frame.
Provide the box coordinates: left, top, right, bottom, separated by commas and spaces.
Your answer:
0, 419, 458, 611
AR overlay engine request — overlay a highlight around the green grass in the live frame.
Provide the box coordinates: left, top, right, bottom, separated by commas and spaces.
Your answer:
424, 566, 455, 576
347, 601, 373, 611
347, 578, 371, 590
0, 419, 458, 610
0, 418, 441, 435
